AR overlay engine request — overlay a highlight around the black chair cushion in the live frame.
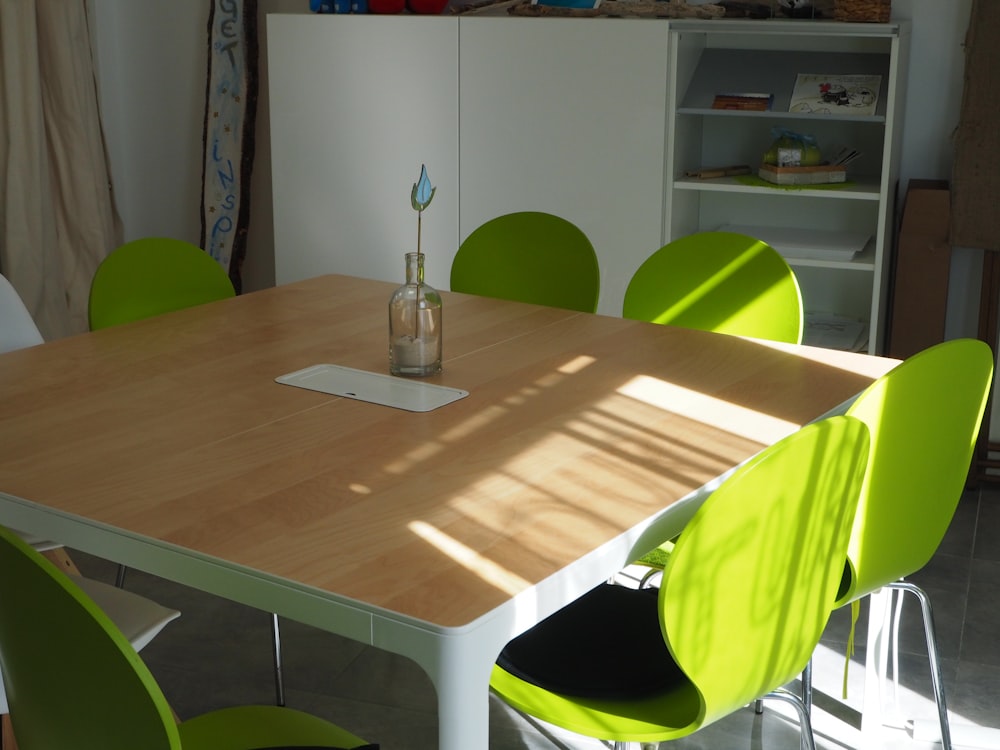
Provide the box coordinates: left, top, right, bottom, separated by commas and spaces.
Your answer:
496, 583, 686, 700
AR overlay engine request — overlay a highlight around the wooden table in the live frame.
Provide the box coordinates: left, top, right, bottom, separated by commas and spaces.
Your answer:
0, 274, 896, 749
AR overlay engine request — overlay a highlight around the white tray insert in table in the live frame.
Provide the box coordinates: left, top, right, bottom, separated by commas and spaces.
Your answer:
276, 364, 468, 413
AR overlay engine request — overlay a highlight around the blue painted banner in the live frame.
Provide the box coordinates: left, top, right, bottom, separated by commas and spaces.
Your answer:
200, 0, 258, 293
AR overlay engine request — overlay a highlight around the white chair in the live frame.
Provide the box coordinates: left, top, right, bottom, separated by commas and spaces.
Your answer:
0, 272, 181, 718
0, 274, 44, 351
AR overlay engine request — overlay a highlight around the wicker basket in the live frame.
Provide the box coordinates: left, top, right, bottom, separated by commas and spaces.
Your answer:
834, 0, 890, 22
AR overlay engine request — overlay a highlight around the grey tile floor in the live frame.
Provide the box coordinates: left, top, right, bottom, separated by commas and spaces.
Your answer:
71, 487, 1000, 750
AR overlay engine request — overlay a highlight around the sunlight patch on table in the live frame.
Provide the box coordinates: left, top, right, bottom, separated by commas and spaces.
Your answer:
438, 404, 508, 442
618, 375, 798, 445
409, 520, 530, 595
557, 355, 596, 375
751, 337, 900, 377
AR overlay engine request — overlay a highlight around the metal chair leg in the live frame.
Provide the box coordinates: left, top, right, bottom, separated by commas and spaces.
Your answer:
754, 659, 810, 717
887, 580, 951, 750
638, 567, 662, 589
762, 687, 816, 750
801, 658, 813, 717
271, 612, 286, 707
114, 560, 287, 709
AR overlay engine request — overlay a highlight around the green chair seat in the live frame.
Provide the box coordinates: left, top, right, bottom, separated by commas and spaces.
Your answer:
491, 416, 870, 748
623, 231, 803, 343
177, 706, 376, 749
450, 212, 600, 313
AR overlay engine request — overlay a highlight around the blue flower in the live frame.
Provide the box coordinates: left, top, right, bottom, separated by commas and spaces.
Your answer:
411, 164, 436, 212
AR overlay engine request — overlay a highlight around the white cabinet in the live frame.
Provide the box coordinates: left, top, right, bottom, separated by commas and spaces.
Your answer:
267, 15, 459, 291
268, 14, 667, 313
459, 18, 669, 316
665, 19, 909, 353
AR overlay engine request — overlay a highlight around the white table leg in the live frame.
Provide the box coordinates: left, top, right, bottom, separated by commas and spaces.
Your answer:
373, 615, 511, 750
429, 636, 496, 750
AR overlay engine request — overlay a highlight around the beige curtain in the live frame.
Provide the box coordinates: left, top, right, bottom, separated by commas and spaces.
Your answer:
0, 0, 121, 340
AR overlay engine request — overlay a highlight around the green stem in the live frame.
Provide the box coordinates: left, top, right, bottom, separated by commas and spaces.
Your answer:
415, 211, 423, 342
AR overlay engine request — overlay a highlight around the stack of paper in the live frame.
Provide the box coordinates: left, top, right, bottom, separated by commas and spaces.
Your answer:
719, 224, 871, 262
804, 313, 869, 352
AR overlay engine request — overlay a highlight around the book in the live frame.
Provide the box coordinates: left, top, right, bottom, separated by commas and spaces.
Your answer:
712, 93, 774, 112
758, 164, 847, 186
788, 74, 882, 117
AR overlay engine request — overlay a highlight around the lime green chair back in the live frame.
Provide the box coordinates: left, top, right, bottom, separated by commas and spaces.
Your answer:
450, 212, 600, 313
89, 237, 235, 330
623, 231, 803, 343
0, 526, 180, 750
0, 525, 375, 750
490, 416, 869, 744
836, 338, 994, 607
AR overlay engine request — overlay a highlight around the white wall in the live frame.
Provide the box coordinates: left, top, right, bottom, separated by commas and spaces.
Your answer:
91, 0, 978, 325
889, 1, 981, 341
90, 2, 206, 245
90, 0, 299, 294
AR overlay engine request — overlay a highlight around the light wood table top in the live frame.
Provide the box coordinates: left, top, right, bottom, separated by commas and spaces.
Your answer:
0, 273, 895, 629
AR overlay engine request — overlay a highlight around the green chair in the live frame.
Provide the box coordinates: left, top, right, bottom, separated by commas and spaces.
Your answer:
88, 237, 235, 330
450, 212, 600, 313
0, 525, 375, 750
819, 337, 994, 750
623, 231, 803, 344
491, 416, 870, 750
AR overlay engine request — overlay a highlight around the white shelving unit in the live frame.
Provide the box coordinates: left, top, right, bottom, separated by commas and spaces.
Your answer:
665, 20, 909, 354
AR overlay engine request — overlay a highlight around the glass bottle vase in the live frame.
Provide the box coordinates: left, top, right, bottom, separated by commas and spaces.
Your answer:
388, 252, 442, 377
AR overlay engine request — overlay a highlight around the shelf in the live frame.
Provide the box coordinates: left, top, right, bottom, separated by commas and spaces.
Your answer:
677, 107, 885, 125
678, 49, 891, 119
670, 19, 903, 38
673, 174, 882, 200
